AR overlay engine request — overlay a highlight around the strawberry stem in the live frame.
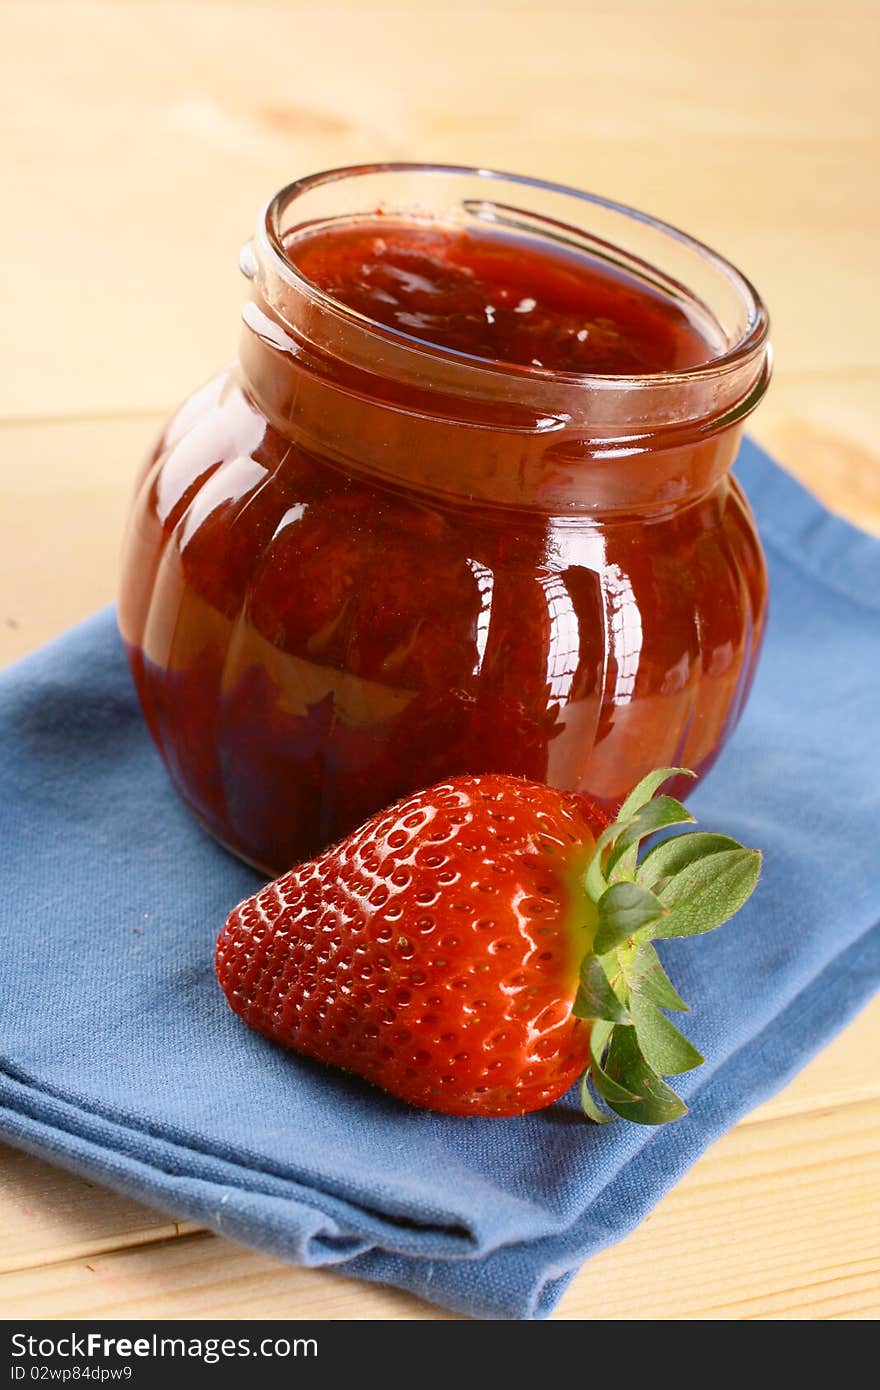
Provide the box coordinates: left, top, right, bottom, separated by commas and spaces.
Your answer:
573, 768, 761, 1126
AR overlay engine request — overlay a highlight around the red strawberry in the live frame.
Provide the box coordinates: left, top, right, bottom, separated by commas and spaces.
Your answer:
216, 768, 760, 1122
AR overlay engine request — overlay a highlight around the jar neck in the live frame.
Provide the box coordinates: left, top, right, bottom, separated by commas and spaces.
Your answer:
237, 165, 771, 514
239, 306, 762, 515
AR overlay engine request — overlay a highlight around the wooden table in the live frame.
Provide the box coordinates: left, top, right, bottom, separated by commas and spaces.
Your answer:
1, 0, 878, 1321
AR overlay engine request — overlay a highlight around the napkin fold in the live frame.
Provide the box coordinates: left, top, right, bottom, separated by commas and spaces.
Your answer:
2, 439, 879, 1319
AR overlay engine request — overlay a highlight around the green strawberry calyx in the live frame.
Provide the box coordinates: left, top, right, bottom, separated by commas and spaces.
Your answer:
572, 768, 761, 1126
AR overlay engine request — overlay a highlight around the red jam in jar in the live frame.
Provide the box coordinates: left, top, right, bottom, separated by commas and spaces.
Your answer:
288, 221, 713, 374
119, 165, 770, 874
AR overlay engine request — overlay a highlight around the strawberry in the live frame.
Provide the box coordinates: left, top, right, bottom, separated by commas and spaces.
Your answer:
216, 768, 760, 1122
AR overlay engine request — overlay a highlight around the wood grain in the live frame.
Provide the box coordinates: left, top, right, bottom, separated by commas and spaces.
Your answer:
2, 1, 878, 419
1, 0, 878, 1322
0, 416, 162, 663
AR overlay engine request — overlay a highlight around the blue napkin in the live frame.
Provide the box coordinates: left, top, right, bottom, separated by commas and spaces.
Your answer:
1, 440, 879, 1320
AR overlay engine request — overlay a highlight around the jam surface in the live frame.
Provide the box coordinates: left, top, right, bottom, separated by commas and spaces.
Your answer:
120, 217, 766, 874
289, 220, 715, 374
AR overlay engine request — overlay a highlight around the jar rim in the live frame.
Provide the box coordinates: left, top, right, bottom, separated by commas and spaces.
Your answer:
256, 161, 770, 391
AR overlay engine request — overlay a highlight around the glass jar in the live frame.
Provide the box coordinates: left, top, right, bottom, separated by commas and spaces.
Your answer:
119, 164, 770, 875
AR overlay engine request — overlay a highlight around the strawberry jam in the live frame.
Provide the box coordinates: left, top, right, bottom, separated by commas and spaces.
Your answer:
119, 166, 770, 874
288, 221, 714, 375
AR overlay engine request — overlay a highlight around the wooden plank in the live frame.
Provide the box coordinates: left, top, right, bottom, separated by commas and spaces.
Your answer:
0, 1228, 457, 1321
559, 1099, 880, 1321
0, 1145, 199, 1277
0, 416, 163, 665
1, 2, 878, 418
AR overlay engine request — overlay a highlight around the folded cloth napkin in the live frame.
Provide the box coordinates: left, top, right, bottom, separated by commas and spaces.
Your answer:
2, 439, 879, 1320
